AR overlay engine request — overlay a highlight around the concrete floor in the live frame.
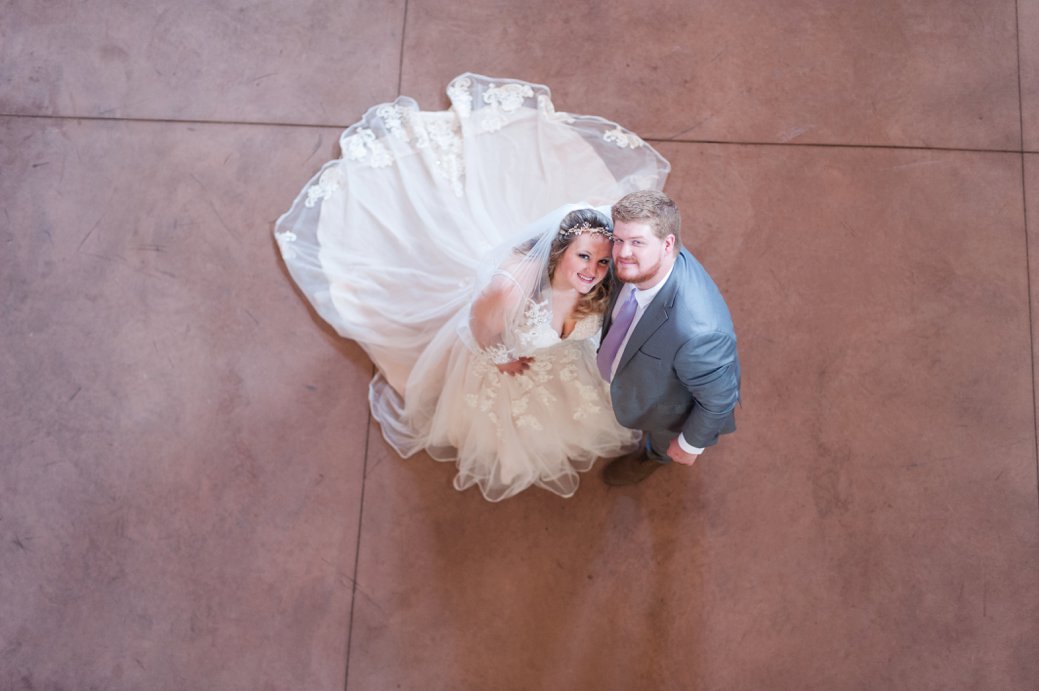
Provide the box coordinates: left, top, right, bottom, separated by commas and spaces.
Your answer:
3, 1, 1039, 689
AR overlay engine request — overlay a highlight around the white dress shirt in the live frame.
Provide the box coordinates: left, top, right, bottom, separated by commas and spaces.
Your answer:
607, 264, 704, 455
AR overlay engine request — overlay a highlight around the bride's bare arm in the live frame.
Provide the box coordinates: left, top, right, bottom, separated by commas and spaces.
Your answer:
469, 275, 533, 375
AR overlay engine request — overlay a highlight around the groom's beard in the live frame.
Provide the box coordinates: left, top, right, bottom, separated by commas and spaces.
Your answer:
614, 257, 663, 285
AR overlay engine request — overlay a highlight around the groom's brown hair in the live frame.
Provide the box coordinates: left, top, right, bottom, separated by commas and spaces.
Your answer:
611, 190, 682, 254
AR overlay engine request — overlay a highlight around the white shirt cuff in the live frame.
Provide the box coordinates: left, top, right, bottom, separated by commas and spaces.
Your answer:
678, 434, 704, 455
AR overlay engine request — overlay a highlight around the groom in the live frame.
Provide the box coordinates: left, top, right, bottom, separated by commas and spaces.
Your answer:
598, 190, 740, 485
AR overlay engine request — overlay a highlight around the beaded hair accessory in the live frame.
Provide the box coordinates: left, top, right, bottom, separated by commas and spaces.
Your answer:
558, 221, 613, 240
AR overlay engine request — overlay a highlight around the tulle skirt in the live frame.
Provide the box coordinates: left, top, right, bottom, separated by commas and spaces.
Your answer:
368, 309, 642, 501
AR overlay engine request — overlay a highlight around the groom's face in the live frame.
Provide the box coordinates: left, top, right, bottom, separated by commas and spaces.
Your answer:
611, 220, 675, 288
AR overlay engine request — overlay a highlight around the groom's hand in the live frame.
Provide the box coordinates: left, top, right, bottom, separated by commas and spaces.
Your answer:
496, 357, 534, 376
667, 438, 701, 466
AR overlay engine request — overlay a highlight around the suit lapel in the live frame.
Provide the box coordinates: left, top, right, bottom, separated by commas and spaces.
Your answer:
616, 253, 684, 373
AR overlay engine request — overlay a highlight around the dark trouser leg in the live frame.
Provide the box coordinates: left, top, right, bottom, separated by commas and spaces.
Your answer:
645, 430, 676, 464
602, 431, 670, 486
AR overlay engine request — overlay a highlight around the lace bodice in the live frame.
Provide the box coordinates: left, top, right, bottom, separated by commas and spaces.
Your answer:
479, 297, 602, 364
512, 298, 602, 353
467, 298, 611, 432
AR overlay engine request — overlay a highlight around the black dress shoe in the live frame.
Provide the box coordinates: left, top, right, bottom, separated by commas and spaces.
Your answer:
602, 449, 662, 486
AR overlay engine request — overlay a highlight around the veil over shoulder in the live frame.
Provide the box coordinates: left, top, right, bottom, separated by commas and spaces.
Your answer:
275, 73, 670, 500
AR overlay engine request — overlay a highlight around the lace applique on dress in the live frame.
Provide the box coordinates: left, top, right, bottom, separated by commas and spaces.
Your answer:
304, 167, 345, 207
475, 296, 549, 366
341, 128, 393, 167
567, 313, 603, 342
480, 343, 515, 365
376, 104, 409, 141
307, 101, 455, 207
427, 117, 464, 196
402, 107, 431, 149
469, 305, 606, 423
448, 76, 474, 119
510, 355, 556, 430
603, 125, 645, 149
484, 83, 533, 112
464, 368, 502, 425
274, 230, 297, 259
514, 300, 552, 352
511, 391, 541, 430
479, 82, 535, 133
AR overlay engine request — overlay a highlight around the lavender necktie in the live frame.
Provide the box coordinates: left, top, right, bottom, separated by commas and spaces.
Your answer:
597, 287, 638, 380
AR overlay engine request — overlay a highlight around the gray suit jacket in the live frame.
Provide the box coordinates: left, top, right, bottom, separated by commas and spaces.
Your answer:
601, 248, 740, 448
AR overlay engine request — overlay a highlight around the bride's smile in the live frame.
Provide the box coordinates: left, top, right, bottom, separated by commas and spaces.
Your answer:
552, 233, 612, 294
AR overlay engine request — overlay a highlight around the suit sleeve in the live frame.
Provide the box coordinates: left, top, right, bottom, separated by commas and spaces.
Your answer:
674, 331, 740, 448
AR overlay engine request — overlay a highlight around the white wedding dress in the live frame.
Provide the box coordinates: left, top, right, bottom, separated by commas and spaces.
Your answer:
275, 73, 670, 501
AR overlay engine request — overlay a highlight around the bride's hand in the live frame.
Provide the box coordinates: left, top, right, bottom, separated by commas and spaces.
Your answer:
496, 357, 534, 376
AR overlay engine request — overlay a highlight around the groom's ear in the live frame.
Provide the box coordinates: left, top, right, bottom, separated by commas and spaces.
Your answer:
664, 233, 677, 254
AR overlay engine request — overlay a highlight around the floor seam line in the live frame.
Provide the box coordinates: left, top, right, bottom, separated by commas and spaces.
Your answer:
1013, 0, 1039, 514
649, 137, 1029, 156
397, 0, 409, 97
1, 112, 1033, 157
343, 365, 374, 691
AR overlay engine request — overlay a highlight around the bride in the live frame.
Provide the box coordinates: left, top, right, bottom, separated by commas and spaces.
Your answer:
274, 73, 670, 501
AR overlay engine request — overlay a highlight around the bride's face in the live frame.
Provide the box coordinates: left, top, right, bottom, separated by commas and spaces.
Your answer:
555, 233, 612, 293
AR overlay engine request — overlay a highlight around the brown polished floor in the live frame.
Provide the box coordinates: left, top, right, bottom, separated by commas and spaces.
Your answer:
3, 2, 1039, 690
